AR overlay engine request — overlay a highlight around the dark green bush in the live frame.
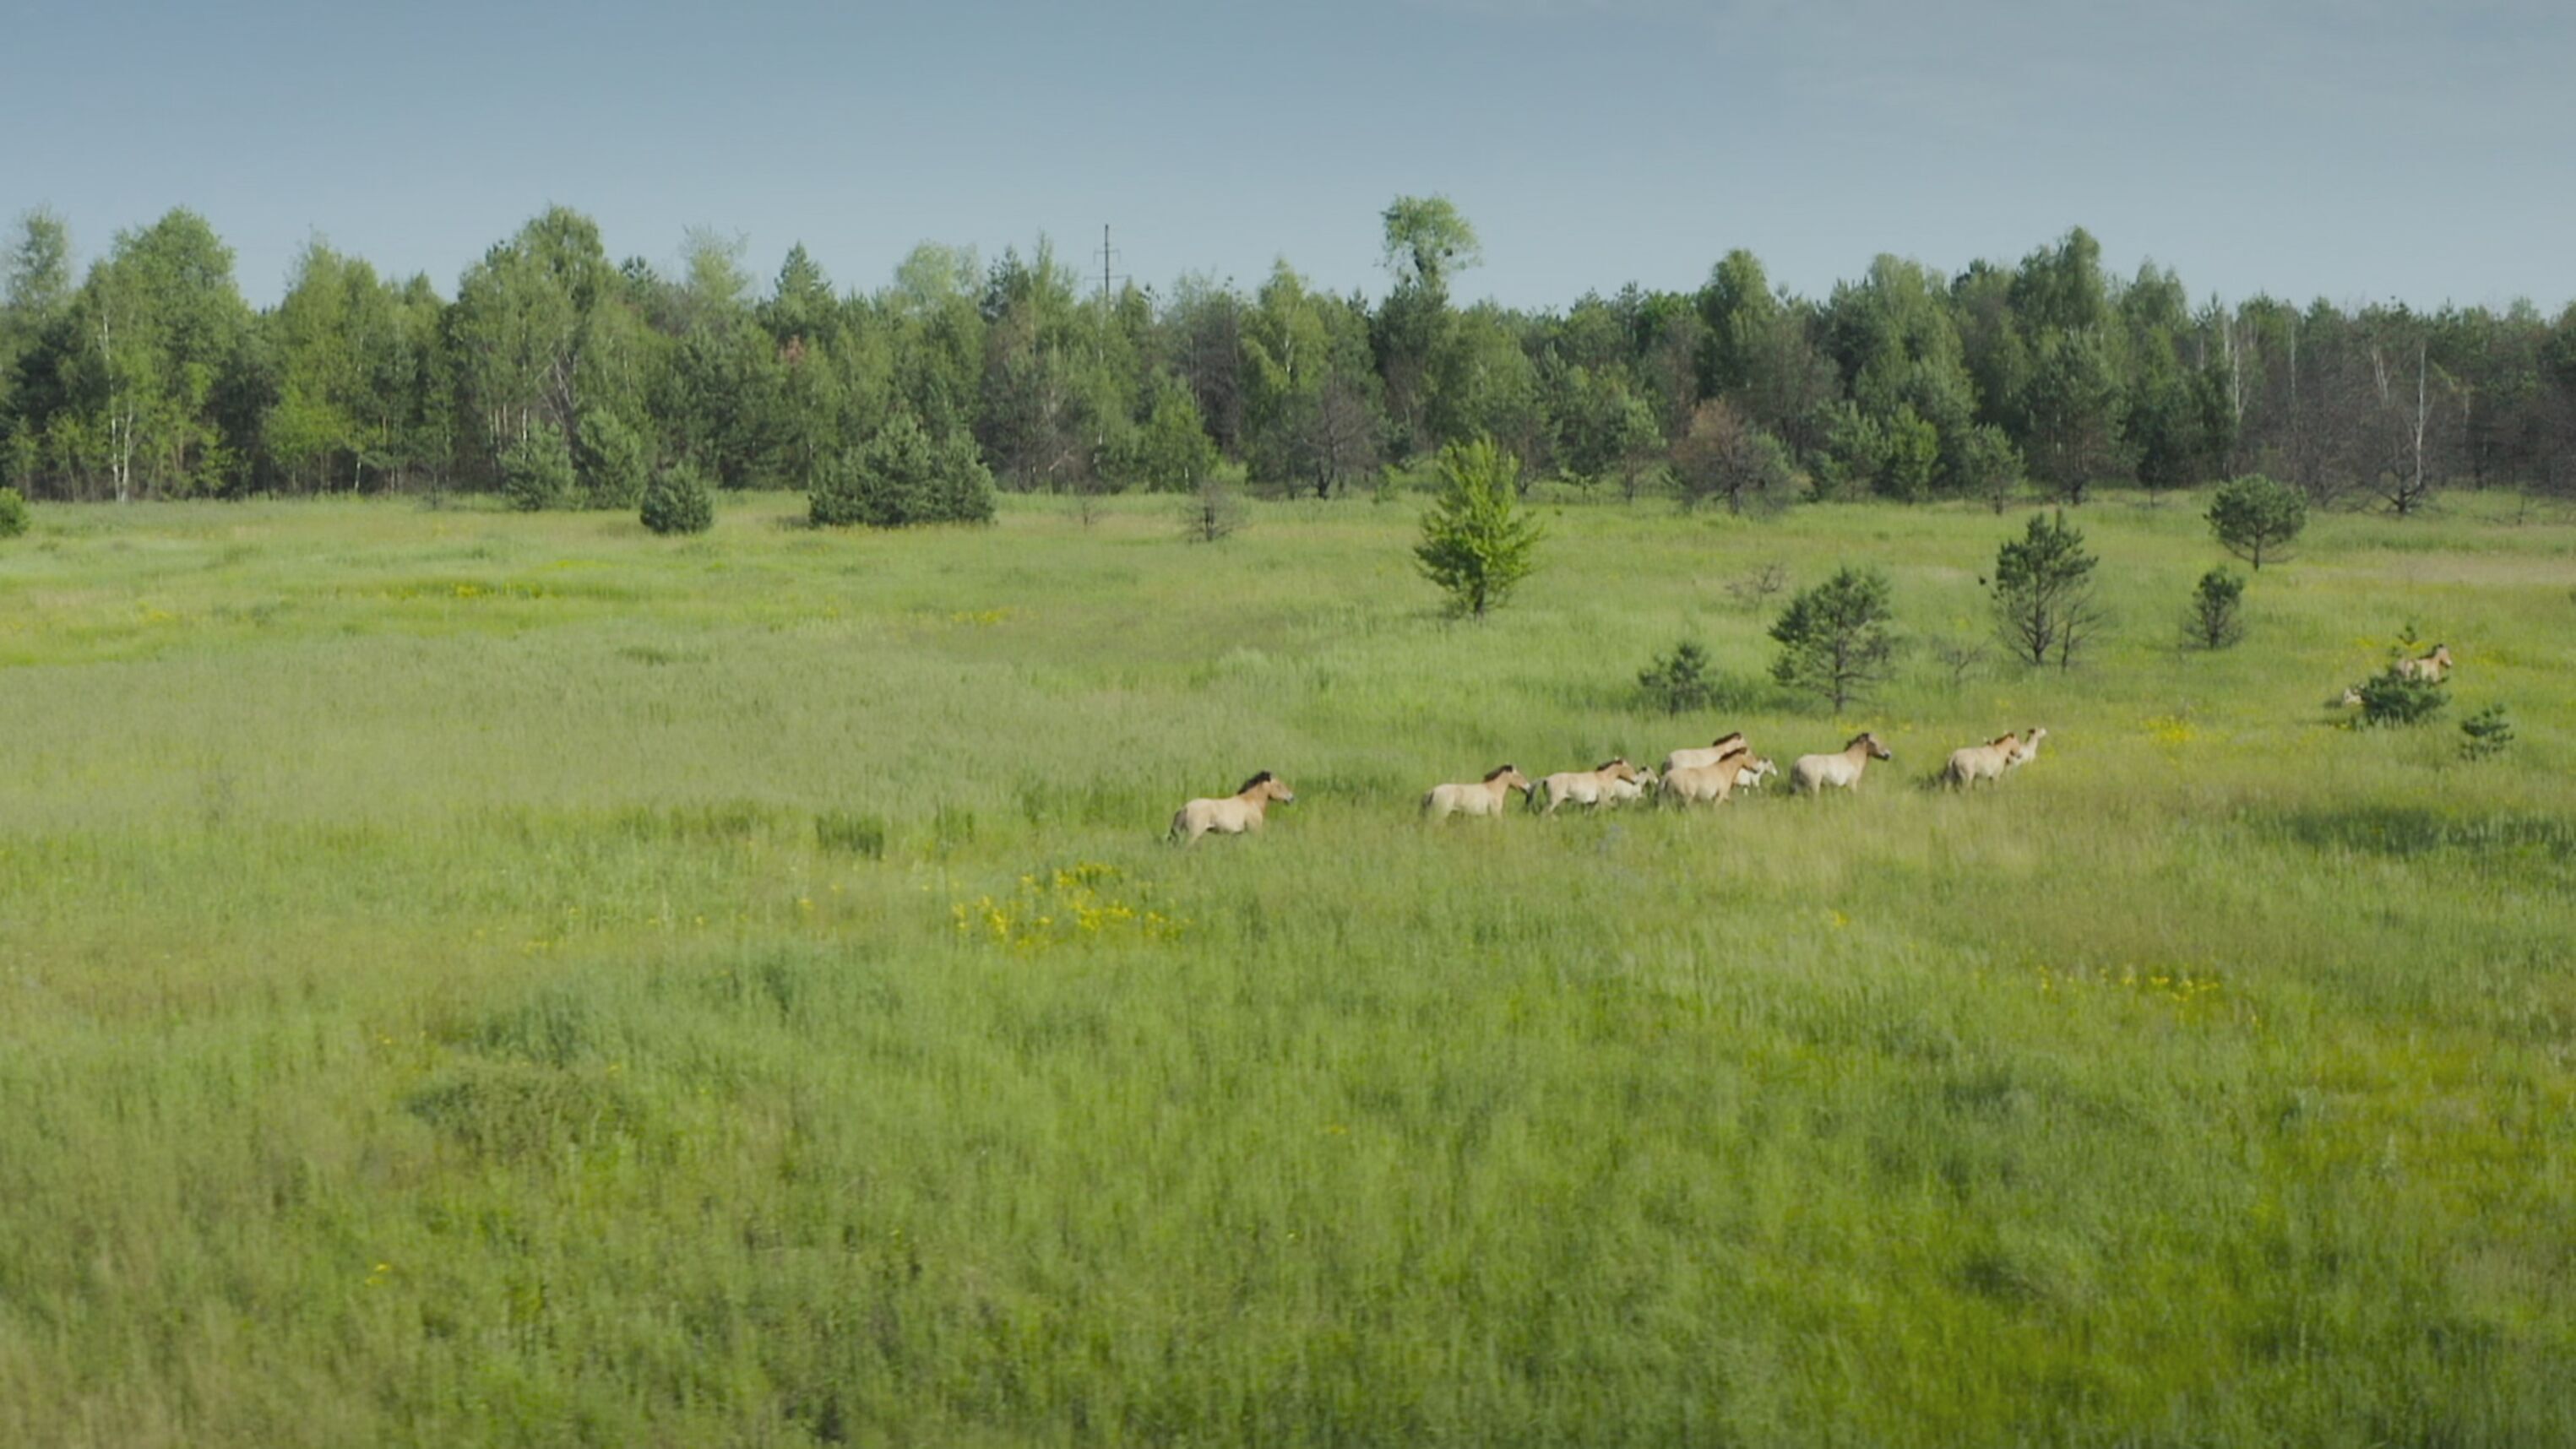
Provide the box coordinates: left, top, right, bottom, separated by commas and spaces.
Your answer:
0, 486, 28, 539
2184, 567, 2246, 649
811, 414, 996, 529
2459, 703, 2514, 761
814, 811, 889, 859
1638, 640, 1720, 715
577, 409, 654, 510
639, 461, 715, 536
501, 426, 577, 512
2356, 665, 2447, 728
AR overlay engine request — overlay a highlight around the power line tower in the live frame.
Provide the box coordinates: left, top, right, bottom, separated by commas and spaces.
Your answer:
1095, 225, 1126, 312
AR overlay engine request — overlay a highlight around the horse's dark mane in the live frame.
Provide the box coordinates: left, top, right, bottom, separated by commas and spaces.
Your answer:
1594, 757, 1627, 773
1484, 764, 1518, 782
1710, 732, 1744, 748
1987, 732, 2018, 747
1715, 744, 1748, 762
1236, 771, 1274, 795
1845, 732, 1876, 749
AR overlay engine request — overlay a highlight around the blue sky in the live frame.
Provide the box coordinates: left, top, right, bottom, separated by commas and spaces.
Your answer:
4, 0, 2568, 312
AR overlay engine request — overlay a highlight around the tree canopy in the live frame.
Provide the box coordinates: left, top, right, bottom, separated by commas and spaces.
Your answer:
3, 205, 2570, 513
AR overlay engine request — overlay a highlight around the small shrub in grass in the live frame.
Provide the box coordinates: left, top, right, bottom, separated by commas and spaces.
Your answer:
1179, 476, 1248, 543
2355, 666, 2447, 728
814, 810, 889, 859
1638, 640, 1720, 714
0, 486, 27, 539
930, 803, 977, 855
639, 462, 715, 535
1722, 562, 1790, 612
2459, 703, 2514, 761
2184, 567, 2247, 650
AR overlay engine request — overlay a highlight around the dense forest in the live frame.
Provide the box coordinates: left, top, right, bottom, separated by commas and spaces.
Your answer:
3, 198, 2572, 511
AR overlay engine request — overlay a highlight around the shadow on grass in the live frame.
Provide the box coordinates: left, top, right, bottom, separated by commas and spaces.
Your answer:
2255, 804, 2576, 870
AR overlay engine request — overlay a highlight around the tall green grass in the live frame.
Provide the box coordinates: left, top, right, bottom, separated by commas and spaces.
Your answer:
3, 490, 2572, 1446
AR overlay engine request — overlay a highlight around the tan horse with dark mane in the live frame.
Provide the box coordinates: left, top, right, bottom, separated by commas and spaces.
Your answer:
1601, 767, 1658, 807
1660, 732, 1747, 777
1660, 750, 1774, 806
1942, 731, 2021, 790
2394, 644, 2454, 683
1530, 758, 1643, 816
1790, 733, 1893, 795
1422, 765, 1531, 821
1943, 726, 2047, 788
1169, 772, 1295, 844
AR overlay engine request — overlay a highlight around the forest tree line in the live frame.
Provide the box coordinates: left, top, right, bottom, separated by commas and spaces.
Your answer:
3, 198, 2573, 512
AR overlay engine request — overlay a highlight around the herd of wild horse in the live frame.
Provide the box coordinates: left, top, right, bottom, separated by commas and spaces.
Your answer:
1166, 640, 2462, 845
1166, 725, 2047, 844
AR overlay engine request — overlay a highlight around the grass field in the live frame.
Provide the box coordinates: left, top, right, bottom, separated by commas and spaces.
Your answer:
3, 486, 2573, 1446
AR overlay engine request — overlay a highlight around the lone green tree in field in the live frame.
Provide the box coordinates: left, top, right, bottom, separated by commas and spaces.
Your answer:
2183, 567, 2246, 649
1992, 508, 2106, 669
1769, 566, 1899, 711
1415, 436, 1541, 618
2206, 474, 2306, 568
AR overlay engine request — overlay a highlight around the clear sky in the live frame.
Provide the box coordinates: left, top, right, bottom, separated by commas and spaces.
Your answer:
3, 0, 2568, 313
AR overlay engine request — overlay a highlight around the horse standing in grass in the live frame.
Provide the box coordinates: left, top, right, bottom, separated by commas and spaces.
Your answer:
1660, 751, 1774, 806
1660, 732, 1747, 777
1423, 765, 1531, 821
2395, 644, 2454, 683
1790, 733, 1892, 795
1941, 731, 2022, 790
2009, 726, 2049, 768
1530, 758, 1643, 816
1169, 772, 1295, 844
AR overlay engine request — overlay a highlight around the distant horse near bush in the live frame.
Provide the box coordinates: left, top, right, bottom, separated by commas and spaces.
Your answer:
2394, 644, 2454, 683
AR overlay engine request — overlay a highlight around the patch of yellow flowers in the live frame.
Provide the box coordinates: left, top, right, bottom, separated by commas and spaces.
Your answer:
954, 861, 1184, 952
2142, 714, 2196, 746
2035, 963, 2227, 1011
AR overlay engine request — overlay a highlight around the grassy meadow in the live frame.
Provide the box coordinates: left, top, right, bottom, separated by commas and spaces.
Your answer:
3, 486, 2573, 1446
